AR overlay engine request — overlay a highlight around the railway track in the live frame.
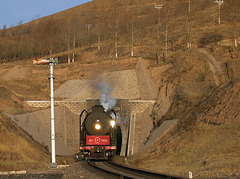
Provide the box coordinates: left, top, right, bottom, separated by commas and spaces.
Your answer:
88, 160, 182, 179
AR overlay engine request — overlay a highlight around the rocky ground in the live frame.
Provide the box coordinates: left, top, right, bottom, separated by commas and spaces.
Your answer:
61, 161, 117, 179
0, 161, 117, 179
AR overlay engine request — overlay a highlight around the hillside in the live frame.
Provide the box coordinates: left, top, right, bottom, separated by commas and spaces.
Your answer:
0, 113, 49, 171
1, 0, 240, 62
0, 0, 240, 178
127, 81, 240, 178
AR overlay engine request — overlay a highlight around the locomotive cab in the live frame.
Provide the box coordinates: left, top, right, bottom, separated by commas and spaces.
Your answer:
77, 105, 117, 160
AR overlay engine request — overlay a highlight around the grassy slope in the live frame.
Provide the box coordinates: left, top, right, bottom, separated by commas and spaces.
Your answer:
127, 81, 240, 178
129, 121, 240, 178
0, 113, 49, 171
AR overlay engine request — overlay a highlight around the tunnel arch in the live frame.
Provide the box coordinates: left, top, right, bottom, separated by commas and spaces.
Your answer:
116, 124, 122, 155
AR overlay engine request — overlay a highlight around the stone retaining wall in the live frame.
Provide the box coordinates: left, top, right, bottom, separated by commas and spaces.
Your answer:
7, 106, 79, 155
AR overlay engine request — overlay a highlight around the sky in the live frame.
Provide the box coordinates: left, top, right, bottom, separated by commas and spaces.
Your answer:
0, 0, 92, 28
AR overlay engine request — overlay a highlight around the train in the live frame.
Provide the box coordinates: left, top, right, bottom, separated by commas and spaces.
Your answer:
76, 105, 120, 160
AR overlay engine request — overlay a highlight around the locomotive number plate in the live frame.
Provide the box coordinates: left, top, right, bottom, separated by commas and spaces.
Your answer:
86, 136, 110, 145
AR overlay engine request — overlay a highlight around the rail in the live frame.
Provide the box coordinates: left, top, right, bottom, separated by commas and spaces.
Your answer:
88, 160, 183, 179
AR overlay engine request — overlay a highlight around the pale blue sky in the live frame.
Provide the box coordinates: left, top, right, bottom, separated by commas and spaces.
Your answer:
0, 0, 92, 28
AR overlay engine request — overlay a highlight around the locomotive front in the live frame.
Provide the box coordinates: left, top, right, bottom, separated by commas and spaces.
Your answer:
77, 105, 117, 160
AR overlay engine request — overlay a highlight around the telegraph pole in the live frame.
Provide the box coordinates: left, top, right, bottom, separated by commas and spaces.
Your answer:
214, 0, 224, 25
155, 4, 163, 40
49, 62, 57, 168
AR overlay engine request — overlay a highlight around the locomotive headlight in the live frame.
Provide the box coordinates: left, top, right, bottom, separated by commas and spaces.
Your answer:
110, 120, 116, 128
95, 123, 101, 130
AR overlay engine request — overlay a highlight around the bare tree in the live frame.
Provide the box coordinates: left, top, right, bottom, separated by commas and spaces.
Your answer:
60, 12, 81, 63
32, 17, 61, 57
60, 18, 72, 63
164, 6, 170, 60
94, 0, 110, 51
1, 24, 7, 37
154, 4, 163, 41
18, 20, 24, 26
71, 14, 79, 63
107, 0, 123, 58
97, 34, 101, 50
32, 14, 41, 21
72, 28, 76, 62
125, 8, 139, 57
223, 0, 240, 49
187, 0, 192, 49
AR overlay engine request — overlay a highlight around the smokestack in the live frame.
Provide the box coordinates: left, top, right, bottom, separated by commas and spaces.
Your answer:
96, 82, 116, 112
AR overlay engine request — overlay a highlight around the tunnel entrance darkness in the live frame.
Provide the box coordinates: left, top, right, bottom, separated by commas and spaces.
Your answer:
116, 124, 122, 155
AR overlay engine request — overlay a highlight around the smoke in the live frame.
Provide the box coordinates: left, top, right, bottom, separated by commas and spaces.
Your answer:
96, 82, 116, 112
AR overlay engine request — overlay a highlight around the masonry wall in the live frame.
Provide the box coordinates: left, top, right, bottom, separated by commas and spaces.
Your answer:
22, 99, 155, 156
126, 101, 154, 155
7, 105, 79, 155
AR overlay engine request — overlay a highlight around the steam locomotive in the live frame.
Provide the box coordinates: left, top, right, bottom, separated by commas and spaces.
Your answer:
76, 105, 118, 160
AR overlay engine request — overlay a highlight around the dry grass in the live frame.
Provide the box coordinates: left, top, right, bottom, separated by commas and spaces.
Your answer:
128, 120, 240, 178
0, 114, 75, 171
0, 115, 48, 171
0, 114, 75, 172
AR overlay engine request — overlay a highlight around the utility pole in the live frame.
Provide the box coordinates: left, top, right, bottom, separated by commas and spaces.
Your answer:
187, 0, 192, 49
49, 62, 57, 168
155, 4, 163, 40
214, 0, 224, 25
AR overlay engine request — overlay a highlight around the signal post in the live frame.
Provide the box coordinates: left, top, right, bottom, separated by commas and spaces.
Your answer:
49, 62, 57, 168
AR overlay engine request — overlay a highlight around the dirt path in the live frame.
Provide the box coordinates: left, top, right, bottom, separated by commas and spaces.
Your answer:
199, 48, 225, 86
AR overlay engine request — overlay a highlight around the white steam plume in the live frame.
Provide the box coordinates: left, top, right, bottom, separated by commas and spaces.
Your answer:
96, 82, 116, 112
